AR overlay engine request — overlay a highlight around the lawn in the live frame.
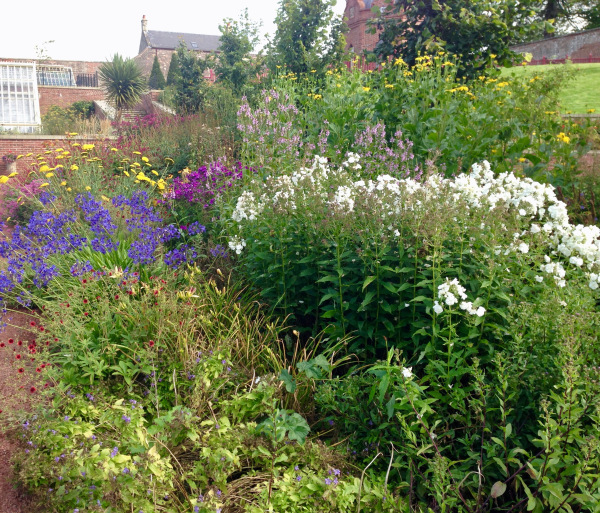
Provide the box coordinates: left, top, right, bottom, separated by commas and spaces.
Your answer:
502, 62, 600, 113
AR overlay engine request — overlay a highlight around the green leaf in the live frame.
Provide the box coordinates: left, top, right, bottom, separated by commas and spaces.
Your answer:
279, 369, 297, 393
362, 275, 377, 291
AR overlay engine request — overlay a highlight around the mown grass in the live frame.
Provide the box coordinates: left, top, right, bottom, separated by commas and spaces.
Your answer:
502, 62, 600, 113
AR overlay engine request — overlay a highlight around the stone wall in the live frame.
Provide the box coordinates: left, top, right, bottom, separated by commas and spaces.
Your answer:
512, 28, 600, 60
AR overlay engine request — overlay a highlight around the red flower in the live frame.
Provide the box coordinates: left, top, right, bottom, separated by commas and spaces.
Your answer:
17, 340, 22, 346
29, 387, 36, 393
0, 343, 5, 348
18, 368, 24, 373
8, 338, 13, 344
39, 326, 45, 332
82, 279, 87, 284
30, 321, 36, 327
16, 354, 21, 360
83, 299, 88, 304
114, 295, 119, 300
148, 340, 155, 348
36, 368, 41, 373
84, 312, 89, 316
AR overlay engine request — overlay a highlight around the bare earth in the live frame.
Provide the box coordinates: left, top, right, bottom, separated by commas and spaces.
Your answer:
0, 310, 37, 512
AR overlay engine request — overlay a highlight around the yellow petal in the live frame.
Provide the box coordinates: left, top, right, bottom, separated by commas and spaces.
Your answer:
40, 182, 50, 187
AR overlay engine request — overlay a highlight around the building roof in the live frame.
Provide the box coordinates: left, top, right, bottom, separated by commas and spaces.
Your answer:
144, 30, 221, 52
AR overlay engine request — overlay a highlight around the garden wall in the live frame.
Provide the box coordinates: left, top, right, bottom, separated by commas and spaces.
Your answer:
512, 27, 600, 61
38, 86, 105, 116
0, 135, 112, 175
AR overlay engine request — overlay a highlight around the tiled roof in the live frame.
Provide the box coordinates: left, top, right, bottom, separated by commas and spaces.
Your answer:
146, 30, 221, 52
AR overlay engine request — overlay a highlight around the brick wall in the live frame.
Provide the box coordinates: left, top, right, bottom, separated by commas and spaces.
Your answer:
344, 0, 402, 55
38, 87, 105, 115
512, 27, 600, 61
0, 136, 111, 175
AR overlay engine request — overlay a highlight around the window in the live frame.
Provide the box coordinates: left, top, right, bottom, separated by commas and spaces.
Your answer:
191, 42, 198, 49
349, 6, 355, 18
36, 65, 76, 87
0, 62, 41, 133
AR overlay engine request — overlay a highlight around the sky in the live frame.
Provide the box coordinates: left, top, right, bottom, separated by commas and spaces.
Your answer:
1, 1, 347, 62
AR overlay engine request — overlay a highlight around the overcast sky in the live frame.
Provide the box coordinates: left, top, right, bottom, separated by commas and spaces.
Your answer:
1, 0, 347, 62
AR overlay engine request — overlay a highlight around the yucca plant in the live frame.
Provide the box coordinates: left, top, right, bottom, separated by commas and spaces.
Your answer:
98, 54, 146, 122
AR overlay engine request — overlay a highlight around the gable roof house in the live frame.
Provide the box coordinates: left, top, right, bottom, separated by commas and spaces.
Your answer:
134, 15, 221, 84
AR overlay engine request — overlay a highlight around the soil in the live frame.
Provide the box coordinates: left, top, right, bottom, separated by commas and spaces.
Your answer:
0, 310, 38, 512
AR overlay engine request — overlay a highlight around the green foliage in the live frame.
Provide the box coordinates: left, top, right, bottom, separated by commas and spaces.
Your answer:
40, 102, 95, 135
267, 0, 346, 78
316, 289, 600, 510
98, 54, 146, 120
148, 55, 166, 90
41, 105, 76, 135
252, 55, 587, 180
70, 101, 95, 119
371, 0, 546, 78
166, 51, 181, 86
173, 44, 208, 114
502, 63, 600, 114
214, 9, 263, 96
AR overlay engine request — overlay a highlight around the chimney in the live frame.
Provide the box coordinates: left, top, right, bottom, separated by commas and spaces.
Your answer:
141, 15, 148, 34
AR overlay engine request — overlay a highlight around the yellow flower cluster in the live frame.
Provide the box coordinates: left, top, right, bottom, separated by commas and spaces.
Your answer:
556, 132, 571, 144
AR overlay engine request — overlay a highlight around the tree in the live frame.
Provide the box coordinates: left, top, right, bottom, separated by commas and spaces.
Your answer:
214, 9, 263, 96
148, 55, 166, 90
510, 1, 600, 39
173, 44, 208, 114
166, 52, 181, 86
371, 0, 546, 78
98, 54, 146, 121
267, 0, 346, 77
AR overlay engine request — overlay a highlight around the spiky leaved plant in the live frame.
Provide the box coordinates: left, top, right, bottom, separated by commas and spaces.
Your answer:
98, 54, 147, 122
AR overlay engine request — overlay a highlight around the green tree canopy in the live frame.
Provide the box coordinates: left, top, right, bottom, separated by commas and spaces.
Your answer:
98, 54, 146, 121
267, 0, 346, 77
214, 9, 263, 96
166, 52, 181, 86
173, 44, 208, 114
371, 0, 546, 78
148, 55, 166, 90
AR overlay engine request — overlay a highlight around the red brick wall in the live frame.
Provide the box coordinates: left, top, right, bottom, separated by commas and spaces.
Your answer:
38, 87, 105, 115
344, 0, 397, 54
512, 27, 600, 61
0, 136, 111, 175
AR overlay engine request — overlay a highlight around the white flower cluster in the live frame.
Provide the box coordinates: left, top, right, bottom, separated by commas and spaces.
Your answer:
232, 191, 263, 223
228, 235, 246, 255
342, 152, 362, 172
434, 278, 486, 317
229, 155, 600, 291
